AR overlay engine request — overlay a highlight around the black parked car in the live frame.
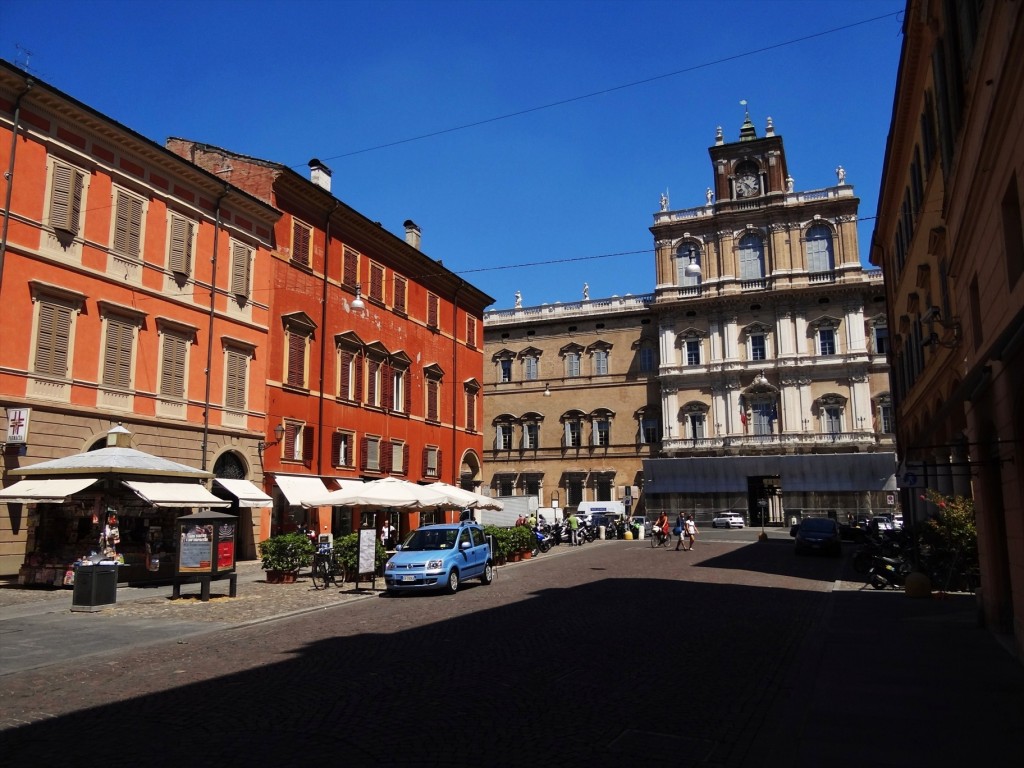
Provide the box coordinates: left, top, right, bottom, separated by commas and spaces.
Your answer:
792, 517, 842, 557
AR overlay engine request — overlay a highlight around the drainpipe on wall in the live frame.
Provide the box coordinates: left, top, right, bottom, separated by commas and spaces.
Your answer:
316, 202, 340, 474
201, 189, 229, 471
0, 77, 33, 298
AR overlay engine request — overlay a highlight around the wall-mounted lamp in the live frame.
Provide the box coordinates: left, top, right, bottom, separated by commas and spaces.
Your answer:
351, 284, 365, 312
257, 423, 286, 458
543, 384, 551, 397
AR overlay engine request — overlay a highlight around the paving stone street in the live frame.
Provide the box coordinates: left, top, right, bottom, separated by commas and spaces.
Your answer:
1, 536, 1022, 767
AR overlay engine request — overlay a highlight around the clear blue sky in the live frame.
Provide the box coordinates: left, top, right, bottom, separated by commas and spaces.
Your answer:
2, 0, 904, 310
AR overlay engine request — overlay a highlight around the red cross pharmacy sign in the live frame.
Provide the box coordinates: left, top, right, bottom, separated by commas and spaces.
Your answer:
5, 408, 30, 444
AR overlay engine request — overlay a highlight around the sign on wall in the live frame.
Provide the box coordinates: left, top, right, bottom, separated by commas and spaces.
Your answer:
5, 408, 30, 444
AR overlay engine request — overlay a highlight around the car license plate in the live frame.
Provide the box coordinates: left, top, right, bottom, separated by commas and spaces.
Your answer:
402, 575, 415, 582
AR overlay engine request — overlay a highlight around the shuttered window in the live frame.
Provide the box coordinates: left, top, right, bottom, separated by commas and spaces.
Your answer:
390, 442, 405, 475
363, 436, 381, 471
159, 332, 187, 399
367, 359, 381, 406
49, 161, 84, 234
168, 215, 194, 277
34, 299, 73, 378
422, 446, 441, 477
302, 425, 314, 464
426, 379, 439, 422
343, 246, 358, 287
339, 349, 353, 400
230, 242, 251, 300
427, 293, 439, 328
465, 390, 477, 432
369, 262, 384, 302
225, 348, 248, 410
292, 220, 311, 267
112, 190, 144, 260
102, 316, 135, 389
393, 276, 407, 314
287, 332, 306, 388
466, 316, 477, 347
331, 431, 353, 467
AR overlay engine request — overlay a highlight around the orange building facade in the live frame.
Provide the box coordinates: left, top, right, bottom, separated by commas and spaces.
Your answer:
165, 141, 493, 543
0, 62, 279, 574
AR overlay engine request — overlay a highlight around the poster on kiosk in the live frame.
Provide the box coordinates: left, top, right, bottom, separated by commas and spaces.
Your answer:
176, 511, 237, 575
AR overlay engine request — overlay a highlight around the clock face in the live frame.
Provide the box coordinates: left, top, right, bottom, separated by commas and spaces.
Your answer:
736, 172, 759, 198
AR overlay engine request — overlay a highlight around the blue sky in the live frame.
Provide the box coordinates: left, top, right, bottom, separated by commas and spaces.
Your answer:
1, 0, 904, 310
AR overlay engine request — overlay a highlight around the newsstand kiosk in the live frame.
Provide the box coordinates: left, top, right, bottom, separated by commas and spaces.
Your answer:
172, 511, 238, 601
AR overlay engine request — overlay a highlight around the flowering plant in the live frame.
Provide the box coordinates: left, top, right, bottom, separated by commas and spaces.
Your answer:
918, 489, 977, 564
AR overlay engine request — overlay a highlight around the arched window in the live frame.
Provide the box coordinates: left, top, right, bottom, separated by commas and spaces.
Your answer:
805, 224, 834, 273
738, 233, 764, 280
676, 242, 702, 288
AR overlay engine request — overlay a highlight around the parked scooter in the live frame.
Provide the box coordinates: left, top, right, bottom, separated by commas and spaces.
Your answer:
532, 526, 554, 555
869, 554, 913, 589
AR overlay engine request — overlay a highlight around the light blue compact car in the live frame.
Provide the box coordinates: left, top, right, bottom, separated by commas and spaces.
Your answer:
384, 522, 493, 595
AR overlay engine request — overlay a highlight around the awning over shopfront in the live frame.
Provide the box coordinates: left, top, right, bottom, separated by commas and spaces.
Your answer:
274, 475, 330, 506
0, 477, 100, 503
213, 478, 273, 508
643, 453, 897, 494
122, 481, 231, 508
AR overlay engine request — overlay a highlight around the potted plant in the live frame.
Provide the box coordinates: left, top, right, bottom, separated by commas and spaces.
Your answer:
483, 525, 507, 565
258, 532, 315, 583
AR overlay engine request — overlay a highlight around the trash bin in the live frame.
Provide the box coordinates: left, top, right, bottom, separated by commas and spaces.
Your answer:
598, 525, 606, 540
71, 563, 118, 612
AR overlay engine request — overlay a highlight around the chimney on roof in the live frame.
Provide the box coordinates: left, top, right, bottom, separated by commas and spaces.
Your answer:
404, 220, 421, 250
308, 158, 332, 192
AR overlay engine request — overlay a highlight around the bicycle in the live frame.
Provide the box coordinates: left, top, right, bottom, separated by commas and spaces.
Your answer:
311, 548, 343, 589
651, 527, 672, 547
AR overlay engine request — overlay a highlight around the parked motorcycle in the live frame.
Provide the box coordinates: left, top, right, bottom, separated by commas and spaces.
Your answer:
532, 526, 554, 556
869, 554, 913, 589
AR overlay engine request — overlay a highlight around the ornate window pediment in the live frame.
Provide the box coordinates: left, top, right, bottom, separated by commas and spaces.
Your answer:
492, 348, 516, 362
518, 346, 542, 359
742, 321, 772, 337
559, 342, 584, 356
808, 314, 842, 331
815, 392, 847, 408
586, 340, 612, 353
682, 401, 709, 414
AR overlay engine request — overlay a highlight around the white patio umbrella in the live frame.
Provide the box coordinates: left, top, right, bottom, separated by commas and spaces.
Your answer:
424, 482, 504, 511
301, 477, 454, 509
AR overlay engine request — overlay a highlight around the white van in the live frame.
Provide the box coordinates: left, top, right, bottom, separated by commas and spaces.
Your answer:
575, 500, 626, 524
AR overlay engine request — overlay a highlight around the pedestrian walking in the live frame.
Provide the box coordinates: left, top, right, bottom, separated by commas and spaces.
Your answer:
683, 514, 698, 550
675, 513, 686, 550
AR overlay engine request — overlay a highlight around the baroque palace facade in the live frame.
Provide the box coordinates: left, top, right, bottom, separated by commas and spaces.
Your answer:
871, 1, 1024, 654
484, 112, 895, 524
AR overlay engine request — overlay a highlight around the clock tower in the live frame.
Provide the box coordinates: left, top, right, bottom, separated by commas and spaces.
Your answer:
709, 109, 789, 202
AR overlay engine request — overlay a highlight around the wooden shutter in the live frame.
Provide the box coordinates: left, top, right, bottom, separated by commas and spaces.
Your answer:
381, 363, 393, 409
422, 447, 430, 476
292, 220, 310, 266
160, 333, 186, 398
353, 353, 364, 402
34, 300, 72, 377
367, 359, 379, 405
284, 424, 298, 460
103, 318, 134, 389
331, 432, 343, 467
404, 370, 412, 414
225, 349, 247, 410
50, 162, 83, 234
369, 263, 384, 302
339, 349, 352, 399
343, 246, 358, 286
466, 317, 476, 347
287, 332, 305, 387
168, 216, 193, 276
393, 276, 407, 313
427, 294, 439, 328
435, 448, 442, 477
360, 436, 369, 471
113, 191, 143, 259
466, 391, 476, 431
427, 379, 438, 421
230, 242, 250, 298
302, 425, 314, 465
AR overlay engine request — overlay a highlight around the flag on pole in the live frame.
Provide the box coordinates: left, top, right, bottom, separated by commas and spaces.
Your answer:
739, 394, 747, 426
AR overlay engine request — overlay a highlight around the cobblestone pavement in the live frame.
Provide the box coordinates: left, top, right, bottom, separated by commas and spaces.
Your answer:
1, 538, 1022, 768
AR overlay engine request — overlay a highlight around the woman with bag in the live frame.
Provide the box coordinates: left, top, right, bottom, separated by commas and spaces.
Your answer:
674, 513, 686, 550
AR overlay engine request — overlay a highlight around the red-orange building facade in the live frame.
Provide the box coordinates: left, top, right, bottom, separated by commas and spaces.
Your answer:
167, 144, 492, 542
0, 62, 492, 577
